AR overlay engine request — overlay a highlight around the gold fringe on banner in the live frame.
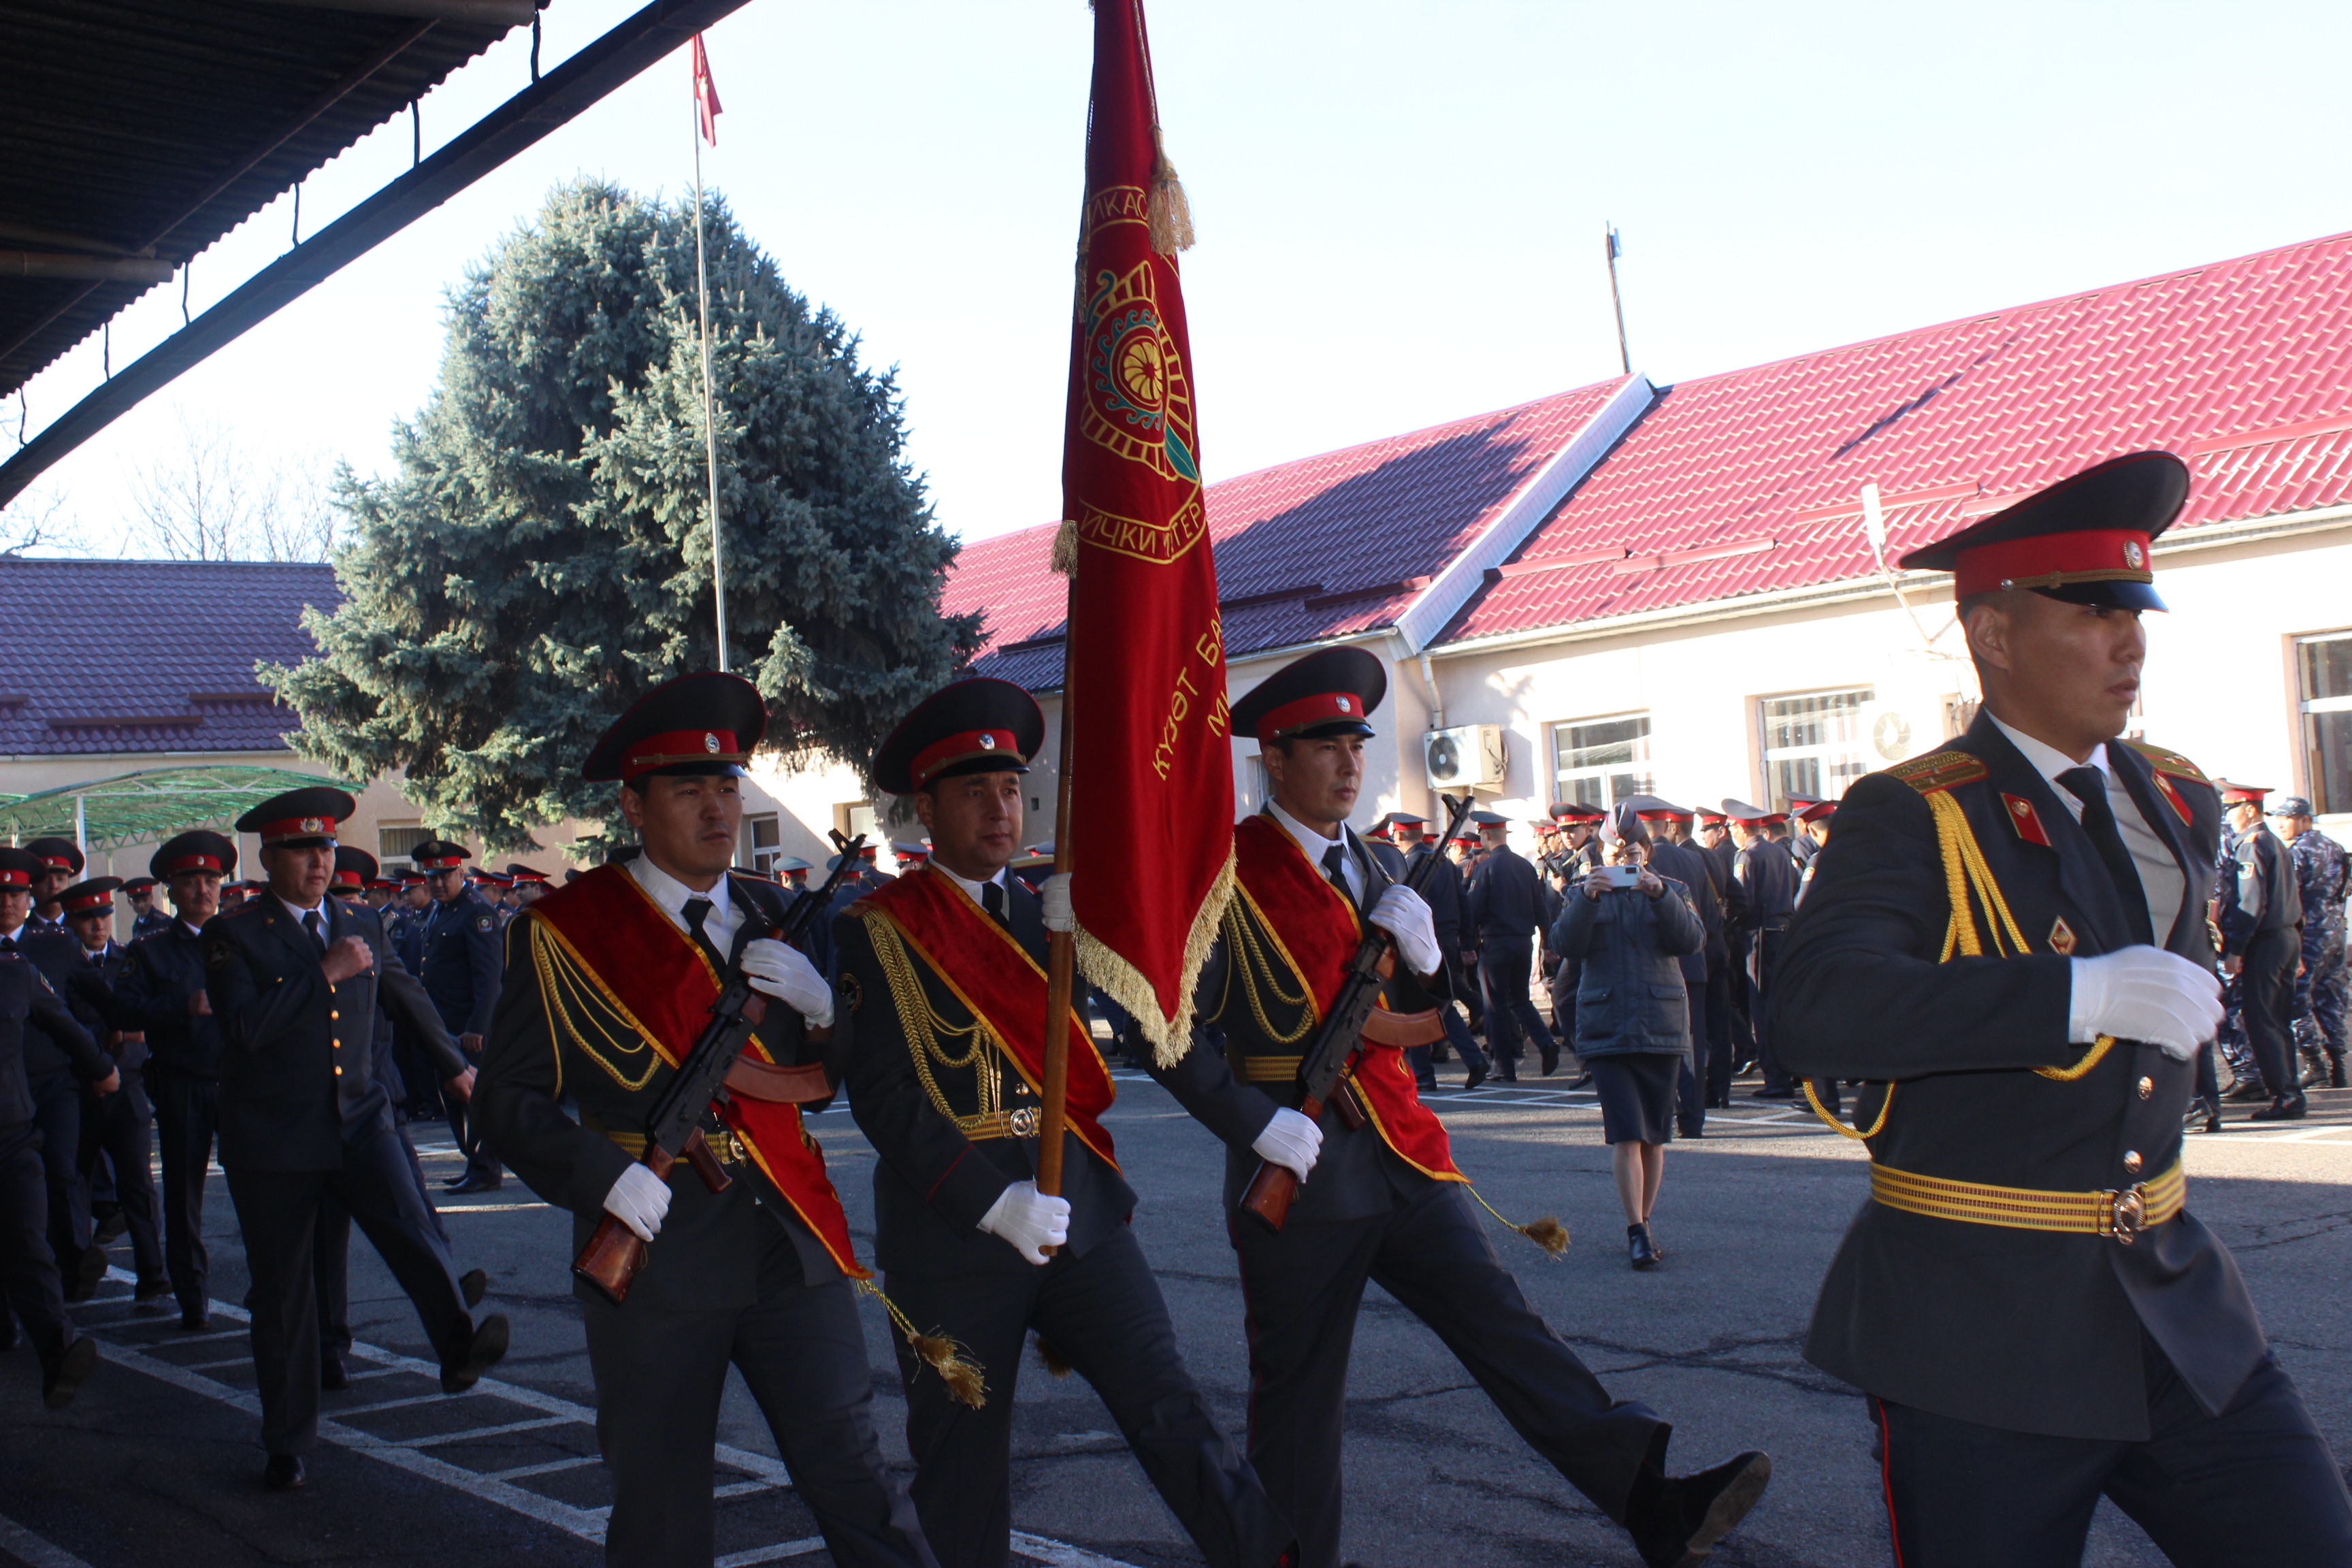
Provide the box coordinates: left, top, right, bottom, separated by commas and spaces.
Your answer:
1073, 846, 1235, 1068
1051, 516, 1080, 576
1148, 127, 1195, 257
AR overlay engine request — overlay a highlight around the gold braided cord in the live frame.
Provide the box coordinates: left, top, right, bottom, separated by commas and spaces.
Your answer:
529, 917, 661, 1093
1803, 1080, 1894, 1140
860, 909, 1001, 1129
2035, 1036, 2115, 1081
1222, 892, 1317, 1047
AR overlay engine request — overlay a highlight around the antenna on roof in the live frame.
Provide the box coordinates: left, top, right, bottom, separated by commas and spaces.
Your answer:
1603, 223, 1631, 376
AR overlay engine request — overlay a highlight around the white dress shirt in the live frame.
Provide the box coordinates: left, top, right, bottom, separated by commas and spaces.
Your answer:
627, 853, 742, 953
1989, 715, 2187, 947
928, 860, 1009, 905
275, 892, 334, 946
1267, 800, 1367, 904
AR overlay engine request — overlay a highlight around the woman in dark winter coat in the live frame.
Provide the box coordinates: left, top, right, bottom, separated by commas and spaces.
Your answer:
1549, 806, 1703, 1269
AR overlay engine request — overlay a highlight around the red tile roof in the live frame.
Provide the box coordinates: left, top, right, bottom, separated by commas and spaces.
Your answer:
1439, 229, 2352, 645
953, 380, 1631, 688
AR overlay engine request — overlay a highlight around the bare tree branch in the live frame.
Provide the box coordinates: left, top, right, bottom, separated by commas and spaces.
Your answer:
127, 410, 339, 562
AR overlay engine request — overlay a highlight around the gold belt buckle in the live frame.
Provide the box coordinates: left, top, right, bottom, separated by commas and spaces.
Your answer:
2107, 1184, 2146, 1245
709, 1126, 748, 1166
1007, 1105, 1041, 1138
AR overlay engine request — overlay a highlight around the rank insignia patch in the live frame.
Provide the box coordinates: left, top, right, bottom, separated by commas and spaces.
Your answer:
475, 914, 493, 933
2048, 916, 2078, 956
2003, 793, 2053, 847
839, 972, 864, 1014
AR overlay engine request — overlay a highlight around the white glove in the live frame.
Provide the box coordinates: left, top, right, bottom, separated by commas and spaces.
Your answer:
1251, 1106, 1323, 1180
602, 1162, 672, 1243
1368, 884, 1442, 977
977, 1179, 1071, 1264
1041, 873, 1075, 934
2068, 946, 2223, 1060
740, 938, 835, 1029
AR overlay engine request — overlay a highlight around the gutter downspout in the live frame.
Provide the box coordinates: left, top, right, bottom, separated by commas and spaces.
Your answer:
1418, 651, 1443, 733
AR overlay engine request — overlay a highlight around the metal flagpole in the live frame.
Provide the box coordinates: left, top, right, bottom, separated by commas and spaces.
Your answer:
1604, 223, 1631, 376
691, 50, 730, 673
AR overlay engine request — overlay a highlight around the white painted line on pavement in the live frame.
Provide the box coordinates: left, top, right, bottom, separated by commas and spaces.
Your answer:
0, 1514, 96, 1568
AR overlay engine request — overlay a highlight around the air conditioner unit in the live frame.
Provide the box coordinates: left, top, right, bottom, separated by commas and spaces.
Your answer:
1422, 724, 1507, 791
1860, 702, 1963, 765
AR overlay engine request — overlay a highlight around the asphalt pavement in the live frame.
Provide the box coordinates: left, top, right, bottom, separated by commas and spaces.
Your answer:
3, 1062, 2348, 1568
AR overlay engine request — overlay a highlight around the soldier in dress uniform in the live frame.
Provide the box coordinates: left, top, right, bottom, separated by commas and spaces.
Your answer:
413, 839, 505, 1192
2272, 795, 2349, 1089
1722, 801, 1800, 1100
23, 838, 82, 934
54, 877, 169, 1305
1776, 451, 2352, 1564
124, 878, 172, 941
1151, 645, 1771, 1568
476, 672, 933, 1568
0, 925, 112, 1409
204, 788, 504, 1490
836, 678, 1291, 1568
1464, 810, 1559, 1079
1386, 813, 1488, 1090
2214, 783, 2308, 1121
777, 856, 813, 893
111, 831, 235, 1328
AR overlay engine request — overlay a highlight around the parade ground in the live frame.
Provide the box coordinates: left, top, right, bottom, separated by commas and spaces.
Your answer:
5, 1062, 2349, 1568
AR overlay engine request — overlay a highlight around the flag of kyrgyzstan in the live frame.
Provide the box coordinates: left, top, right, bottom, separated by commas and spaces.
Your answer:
1058, 0, 1231, 1063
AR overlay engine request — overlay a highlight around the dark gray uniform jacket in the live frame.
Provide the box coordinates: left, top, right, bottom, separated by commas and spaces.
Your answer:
1463, 845, 1544, 947
1774, 714, 2264, 1442
1549, 877, 1702, 1056
205, 894, 466, 1171
1731, 838, 1799, 934
1644, 839, 1725, 981
835, 873, 1132, 1276
419, 888, 502, 1037
114, 924, 226, 1077
0, 958, 107, 1128
477, 871, 846, 1305
2218, 823, 2300, 956
4, 926, 94, 1081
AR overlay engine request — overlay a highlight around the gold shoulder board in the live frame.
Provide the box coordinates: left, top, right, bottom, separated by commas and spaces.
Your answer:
2119, 738, 2210, 785
1882, 749, 1989, 796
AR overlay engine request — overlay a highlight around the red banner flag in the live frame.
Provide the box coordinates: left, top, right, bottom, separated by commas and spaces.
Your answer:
691, 33, 722, 146
1057, 0, 1230, 1062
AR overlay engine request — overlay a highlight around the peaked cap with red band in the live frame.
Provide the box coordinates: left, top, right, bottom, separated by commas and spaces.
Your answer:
333, 846, 379, 889
25, 837, 84, 876
872, 677, 1043, 795
1721, 797, 1787, 826
1619, 794, 1693, 821
151, 830, 235, 881
410, 839, 471, 872
2216, 781, 2272, 806
58, 877, 123, 917
0, 847, 44, 889
1899, 451, 2189, 611
1549, 801, 1607, 822
583, 670, 766, 785
235, 786, 354, 848
1230, 645, 1385, 748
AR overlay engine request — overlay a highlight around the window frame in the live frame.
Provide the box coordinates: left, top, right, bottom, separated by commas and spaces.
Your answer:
1757, 685, 1878, 810
1548, 710, 1656, 814
2295, 628, 2352, 815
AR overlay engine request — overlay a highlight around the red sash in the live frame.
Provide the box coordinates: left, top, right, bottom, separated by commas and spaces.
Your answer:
1230, 816, 1463, 1181
526, 866, 866, 1277
855, 868, 1119, 1169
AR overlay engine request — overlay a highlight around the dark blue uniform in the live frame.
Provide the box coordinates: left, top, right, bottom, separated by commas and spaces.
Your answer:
0, 956, 110, 1396
61, 939, 166, 1296
2219, 822, 2303, 1109
114, 922, 225, 1322
3, 926, 107, 1293
1403, 839, 1486, 1088
1646, 836, 1725, 1133
1731, 838, 1799, 1095
421, 887, 504, 1186
1464, 844, 1558, 1078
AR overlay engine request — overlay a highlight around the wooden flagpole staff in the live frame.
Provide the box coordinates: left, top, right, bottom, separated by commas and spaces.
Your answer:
1035, 578, 1079, 1228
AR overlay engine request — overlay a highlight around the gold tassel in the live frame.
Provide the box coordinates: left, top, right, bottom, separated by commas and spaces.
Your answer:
1466, 1184, 1569, 1256
913, 1333, 988, 1410
1051, 516, 1079, 576
1147, 127, 1195, 257
1032, 1333, 1074, 1378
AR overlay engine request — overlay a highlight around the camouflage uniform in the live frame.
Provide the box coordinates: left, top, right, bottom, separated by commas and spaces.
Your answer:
2287, 817, 2349, 1085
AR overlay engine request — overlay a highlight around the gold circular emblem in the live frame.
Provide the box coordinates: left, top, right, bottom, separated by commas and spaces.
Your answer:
1117, 333, 1165, 415
302, 817, 324, 833
703, 732, 721, 753
2123, 540, 2145, 570
1337, 697, 1351, 712
979, 733, 997, 750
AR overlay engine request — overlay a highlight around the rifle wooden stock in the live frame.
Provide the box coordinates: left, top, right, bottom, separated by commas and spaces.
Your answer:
1238, 1092, 1322, 1232
571, 1128, 732, 1306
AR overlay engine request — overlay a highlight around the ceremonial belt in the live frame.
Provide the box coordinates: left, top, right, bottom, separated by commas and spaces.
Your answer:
583, 1111, 753, 1169
957, 1106, 1043, 1141
1870, 1158, 2184, 1245
1239, 1006, 1446, 1083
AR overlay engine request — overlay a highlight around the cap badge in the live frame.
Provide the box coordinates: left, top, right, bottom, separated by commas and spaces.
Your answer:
301, 817, 325, 834
1337, 697, 1351, 712
2123, 540, 2145, 570
703, 732, 721, 753
979, 734, 997, 750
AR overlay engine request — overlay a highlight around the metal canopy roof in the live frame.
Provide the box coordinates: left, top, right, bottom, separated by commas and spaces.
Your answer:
0, 763, 359, 852
1, 0, 530, 402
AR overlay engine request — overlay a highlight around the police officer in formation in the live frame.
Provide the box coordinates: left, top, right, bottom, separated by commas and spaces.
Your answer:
2273, 794, 2349, 1088
1386, 811, 1489, 1090
54, 877, 167, 1306
1777, 452, 2352, 1564
124, 877, 172, 941
2215, 783, 2306, 1120
22, 839, 83, 935
1463, 808, 1560, 1079
1720, 801, 1799, 1100
412, 840, 505, 1191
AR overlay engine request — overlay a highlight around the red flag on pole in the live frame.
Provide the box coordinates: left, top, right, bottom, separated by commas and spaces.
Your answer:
691, 33, 722, 146
1056, 0, 1228, 1063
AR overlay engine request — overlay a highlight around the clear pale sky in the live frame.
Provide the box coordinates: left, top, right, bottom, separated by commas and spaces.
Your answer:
11, 0, 2352, 556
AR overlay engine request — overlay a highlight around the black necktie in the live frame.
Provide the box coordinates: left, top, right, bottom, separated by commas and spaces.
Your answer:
681, 897, 727, 973
303, 911, 327, 953
1321, 843, 1356, 909
981, 880, 1009, 931
2057, 766, 2156, 947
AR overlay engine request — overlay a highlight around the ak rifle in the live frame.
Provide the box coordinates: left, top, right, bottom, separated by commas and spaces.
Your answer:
1239, 793, 1474, 1232
572, 832, 867, 1304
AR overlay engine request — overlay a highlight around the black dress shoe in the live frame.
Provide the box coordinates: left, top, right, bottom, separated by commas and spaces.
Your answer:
1461, 1064, 1489, 1092
1626, 1451, 1773, 1568
1750, 1087, 1798, 1100
179, 1308, 211, 1332
321, 1356, 350, 1391
1539, 1051, 1560, 1077
440, 1313, 510, 1394
63, 1244, 109, 1303
1568, 1072, 1594, 1090
1679, 1125, 1705, 1140
2187, 1096, 2223, 1134
445, 1173, 502, 1195
263, 1454, 306, 1491
459, 1269, 487, 1309
92, 1207, 129, 1245
2225, 1079, 2270, 1101
42, 1336, 97, 1410
1629, 1224, 1661, 1270
2251, 1095, 2308, 1122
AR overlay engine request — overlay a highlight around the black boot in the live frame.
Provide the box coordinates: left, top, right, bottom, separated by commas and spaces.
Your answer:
2332, 1054, 2348, 1090
42, 1337, 97, 1411
2251, 1094, 2308, 1122
1629, 1224, 1660, 1270
1625, 1451, 1774, 1568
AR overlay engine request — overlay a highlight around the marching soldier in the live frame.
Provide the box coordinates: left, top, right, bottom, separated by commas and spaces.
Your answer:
1464, 810, 1559, 1079
2274, 795, 2349, 1088
413, 839, 505, 1192
1152, 645, 1771, 1568
476, 672, 932, 1568
836, 678, 1292, 1568
1722, 800, 1799, 1099
2215, 783, 2307, 1120
54, 877, 169, 1305
203, 788, 503, 1490
112, 831, 235, 1328
1776, 451, 2352, 1563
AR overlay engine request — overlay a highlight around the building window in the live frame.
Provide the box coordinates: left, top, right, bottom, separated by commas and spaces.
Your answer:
834, 802, 879, 847
745, 813, 783, 875
1760, 687, 1876, 808
1552, 714, 1654, 812
2298, 632, 2352, 815
378, 823, 429, 868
